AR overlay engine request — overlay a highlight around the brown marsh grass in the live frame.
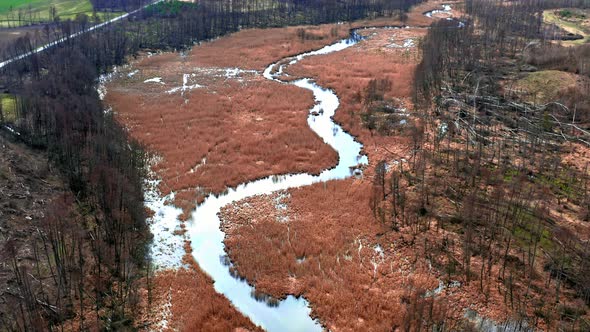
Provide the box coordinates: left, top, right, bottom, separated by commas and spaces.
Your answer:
107, 64, 337, 219
220, 180, 449, 331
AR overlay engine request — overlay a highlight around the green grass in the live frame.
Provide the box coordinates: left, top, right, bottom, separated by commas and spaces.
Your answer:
543, 9, 590, 45
0, 0, 124, 27
556, 9, 587, 20
0, 0, 44, 14
535, 171, 579, 200
513, 222, 555, 253
515, 70, 577, 104
503, 168, 519, 182
1, 94, 17, 123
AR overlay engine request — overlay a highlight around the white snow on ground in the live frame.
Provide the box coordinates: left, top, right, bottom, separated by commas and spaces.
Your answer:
224, 67, 258, 81
3, 125, 20, 136
144, 77, 165, 84
403, 39, 415, 48
166, 73, 203, 94
387, 38, 416, 48
164, 68, 259, 95
97, 67, 120, 100
189, 157, 207, 173
425, 279, 462, 297
96, 62, 188, 270
273, 192, 290, 223
144, 178, 186, 270
425, 4, 452, 18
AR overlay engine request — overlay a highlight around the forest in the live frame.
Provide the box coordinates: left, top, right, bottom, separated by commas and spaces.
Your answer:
363, 0, 590, 329
2, 0, 590, 329
89, 0, 149, 12
0, 0, 424, 330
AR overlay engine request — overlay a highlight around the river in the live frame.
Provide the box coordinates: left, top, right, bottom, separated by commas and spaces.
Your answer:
145, 4, 455, 331
184, 31, 368, 332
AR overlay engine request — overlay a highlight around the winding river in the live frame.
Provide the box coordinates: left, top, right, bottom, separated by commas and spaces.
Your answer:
186, 32, 368, 332
144, 4, 456, 331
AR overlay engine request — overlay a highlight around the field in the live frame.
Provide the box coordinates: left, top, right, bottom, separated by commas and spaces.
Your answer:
105, 24, 355, 220
0, 0, 123, 27
0, 0, 44, 13
220, 182, 449, 331
543, 8, 590, 45
513, 70, 586, 104
284, 26, 425, 165
104, 2, 486, 330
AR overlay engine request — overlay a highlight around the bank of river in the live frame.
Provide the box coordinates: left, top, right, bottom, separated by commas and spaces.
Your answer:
146, 4, 455, 331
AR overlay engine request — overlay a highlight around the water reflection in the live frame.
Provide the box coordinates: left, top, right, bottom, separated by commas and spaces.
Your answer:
145, 7, 462, 332
185, 30, 369, 332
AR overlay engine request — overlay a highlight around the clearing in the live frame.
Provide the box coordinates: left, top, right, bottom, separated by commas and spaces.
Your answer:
513, 69, 587, 104
543, 8, 590, 45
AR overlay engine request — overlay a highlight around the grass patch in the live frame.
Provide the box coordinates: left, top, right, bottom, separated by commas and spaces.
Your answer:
543, 9, 590, 45
0, 0, 125, 27
535, 171, 578, 200
1, 94, 17, 123
513, 223, 555, 253
503, 168, 519, 182
556, 9, 587, 20
0, 0, 45, 14
515, 70, 578, 104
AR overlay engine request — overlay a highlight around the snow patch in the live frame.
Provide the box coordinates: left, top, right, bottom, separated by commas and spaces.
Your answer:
273, 192, 290, 223
224, 67, 258, 81
425, 4, 452, 18
189, 157, 207, 173
387, 38, 416, 49
97, 67, 119, 100
3, 125, 20, 136
166, 73, 203, 94
144, 178, 186, 270
144, 77, 165, 84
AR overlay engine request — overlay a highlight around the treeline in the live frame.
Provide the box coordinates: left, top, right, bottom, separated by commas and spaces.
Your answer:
415, 0, 589, 114
0, 0, 418, 62
0, 0, 424, 329
0, 2, 123, 29
394, 0, 590, 329
536, 0, 590, 9
0, 13, 123, 64
90, 0, 149, 12
135, 0, 418, 50
1, 36, 149, 332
